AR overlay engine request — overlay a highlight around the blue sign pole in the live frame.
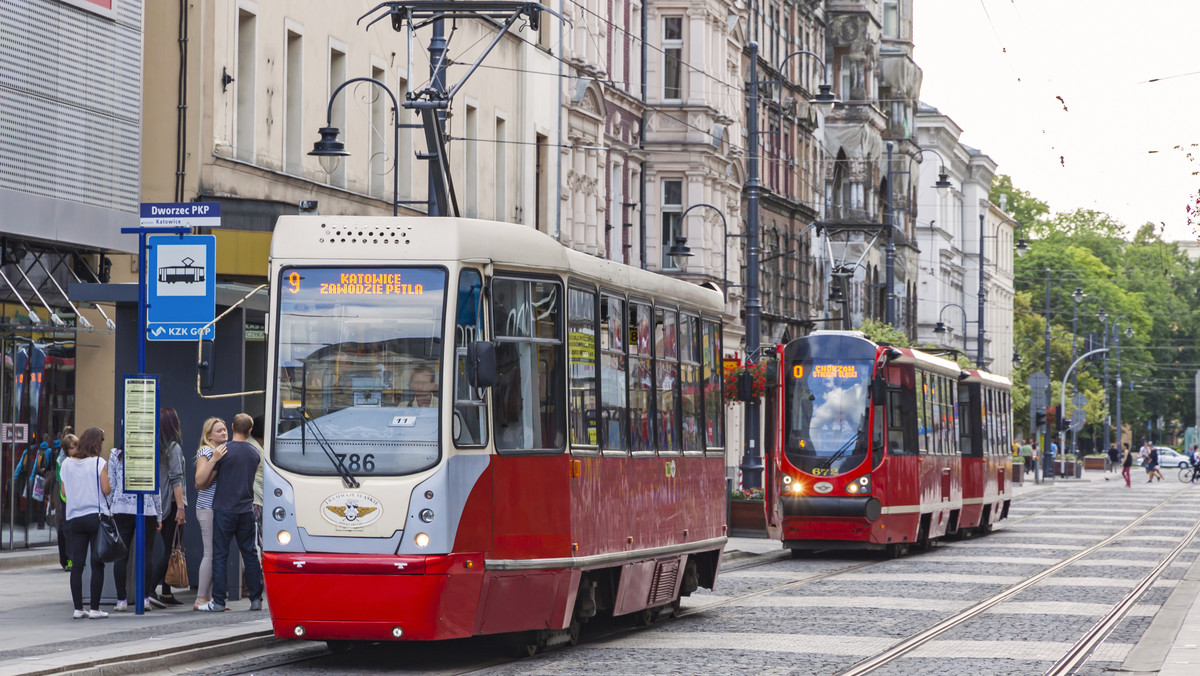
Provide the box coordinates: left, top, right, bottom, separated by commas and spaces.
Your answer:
121, 225, 189, 615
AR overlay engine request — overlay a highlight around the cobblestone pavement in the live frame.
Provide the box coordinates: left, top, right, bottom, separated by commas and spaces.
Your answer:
191, 480, 1200, 675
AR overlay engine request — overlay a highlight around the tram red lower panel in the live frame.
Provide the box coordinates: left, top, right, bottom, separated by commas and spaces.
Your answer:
264, 552, 588, 641
264, 552, 485, 641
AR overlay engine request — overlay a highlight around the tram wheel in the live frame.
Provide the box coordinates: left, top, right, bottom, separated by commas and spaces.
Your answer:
326, 640, 355, 654
514, 634, 541, 658
789, 548, 807, 559
637, 606, 657, 627
886, 543, 908, 559
568, 619, 582, 646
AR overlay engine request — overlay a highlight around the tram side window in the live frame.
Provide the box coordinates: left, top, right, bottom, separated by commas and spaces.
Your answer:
656, 308, 680, 454
703, 320, 724, 451
958, 383, 971, 455
568, 287, 599, 449
492, 277, 565, 452
950, 379, 960, 458
887, 388, 905, 455
931, 374, 942, 455
915, 371, 928, 454
679, 315, 702, 453
629, 303, 654, 452
998, 391, 1008, 453
988, 389, 998, 458
453, 269, 488, 447
600, 294, 628, 452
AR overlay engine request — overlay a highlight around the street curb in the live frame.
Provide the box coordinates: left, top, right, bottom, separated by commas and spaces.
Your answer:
4, 630, 278, 676
0, 550, 59, 572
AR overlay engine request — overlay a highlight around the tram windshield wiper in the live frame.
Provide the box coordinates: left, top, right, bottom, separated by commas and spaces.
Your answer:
299, 408, 359, 488
820, 429, 863, 471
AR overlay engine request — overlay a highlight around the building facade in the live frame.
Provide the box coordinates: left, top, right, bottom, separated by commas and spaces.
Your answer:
815, 0, 921, 336
745, 1, 826, 346
0, 0, 143, 549
914, 103, 1014, 375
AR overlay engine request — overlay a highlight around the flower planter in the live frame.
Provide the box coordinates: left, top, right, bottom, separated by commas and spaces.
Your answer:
1083, 456, 1107, 471
1011, 464, 1024, 484
729, 499, 767, 537
1055, 460, 1077, 478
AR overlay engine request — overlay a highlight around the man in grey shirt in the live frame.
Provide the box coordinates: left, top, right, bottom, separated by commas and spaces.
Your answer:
196, 413, 264, 611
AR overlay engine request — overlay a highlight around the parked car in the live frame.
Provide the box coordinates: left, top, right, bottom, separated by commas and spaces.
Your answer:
1136, 447, 1191, 468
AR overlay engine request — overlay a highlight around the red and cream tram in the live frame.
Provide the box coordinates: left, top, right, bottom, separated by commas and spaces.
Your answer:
767, 331, 971, 556
261, 216, 729, 649
957, 369, 1013, 534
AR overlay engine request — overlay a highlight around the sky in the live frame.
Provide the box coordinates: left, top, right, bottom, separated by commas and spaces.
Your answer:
913, 0, 1200, 243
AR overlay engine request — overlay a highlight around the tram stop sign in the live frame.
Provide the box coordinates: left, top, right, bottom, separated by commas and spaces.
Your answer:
1069, 392, 1088, 432
1028, 372, 1049, 409
146, 234, 216, 341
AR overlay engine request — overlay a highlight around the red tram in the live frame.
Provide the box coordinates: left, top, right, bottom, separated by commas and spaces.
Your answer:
958, 369, 1013, 533
261, 216, 729, 650
765, 331, 1011, 556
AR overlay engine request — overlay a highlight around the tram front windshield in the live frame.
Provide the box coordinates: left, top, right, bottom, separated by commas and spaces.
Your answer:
785, 359, 872, 475
273, 266, 447, 477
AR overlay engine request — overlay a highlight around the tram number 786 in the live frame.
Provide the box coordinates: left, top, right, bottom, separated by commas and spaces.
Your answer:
335, 453, 376, 472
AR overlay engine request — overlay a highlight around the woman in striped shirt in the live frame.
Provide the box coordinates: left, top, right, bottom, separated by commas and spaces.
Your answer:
193, 417, 227, 611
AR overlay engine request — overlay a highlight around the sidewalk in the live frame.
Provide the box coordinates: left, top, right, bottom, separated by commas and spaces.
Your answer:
0, 559, 274, 676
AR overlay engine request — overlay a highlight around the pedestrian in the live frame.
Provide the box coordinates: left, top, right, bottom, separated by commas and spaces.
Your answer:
59, 429, 110, 619
55, 427, 75, 571
1106, 443, 1120, 480
193, 417, 227, 611
152, 408, 187, 605
1122, 442, 1133, 487
107, 440, 165, 611
1020, 438, 1034, 474
196, 414, 264, 612
1142, 439, 1163, 482
248, 415, 265, 557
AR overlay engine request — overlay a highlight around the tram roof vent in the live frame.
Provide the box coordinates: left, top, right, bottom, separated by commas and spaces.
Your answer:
317, 223, 416, 248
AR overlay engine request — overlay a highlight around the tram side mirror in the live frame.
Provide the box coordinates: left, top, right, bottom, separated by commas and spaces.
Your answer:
467, 341, 496, 389
197, 340, 215, 391
871, 377, 887, 404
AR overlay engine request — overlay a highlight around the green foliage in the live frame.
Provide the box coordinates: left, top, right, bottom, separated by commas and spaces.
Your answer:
855, 318, 911, 347
1004, 176, 1200, 446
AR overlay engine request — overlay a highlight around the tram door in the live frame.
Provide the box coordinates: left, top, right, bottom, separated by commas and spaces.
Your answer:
764, 350, 782, 538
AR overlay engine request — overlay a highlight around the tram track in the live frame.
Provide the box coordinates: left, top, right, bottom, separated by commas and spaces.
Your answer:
836, 485, 1200, 676
95, 483, 1152, 676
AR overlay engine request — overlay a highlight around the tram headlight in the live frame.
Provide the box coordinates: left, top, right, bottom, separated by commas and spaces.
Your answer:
414, 532, 430, 548
782, 475, 793, 485
273, 507, 287, 522
845, 474, 871, 495
277, 530, 292, 545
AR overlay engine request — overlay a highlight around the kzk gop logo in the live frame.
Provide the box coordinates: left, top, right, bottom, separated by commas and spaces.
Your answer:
320, 491, 383, 529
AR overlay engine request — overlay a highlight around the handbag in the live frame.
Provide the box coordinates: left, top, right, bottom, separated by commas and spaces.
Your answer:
165, 525, 189, 588
31, 474, 46, 502
95, 460, 127, 564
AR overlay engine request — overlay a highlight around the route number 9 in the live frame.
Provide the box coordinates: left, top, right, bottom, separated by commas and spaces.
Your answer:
287, 271, 301, 294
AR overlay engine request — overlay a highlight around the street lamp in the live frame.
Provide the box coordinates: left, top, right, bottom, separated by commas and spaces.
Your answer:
664, 203, 726, 271
1110, 317, 1134, 452
309, 77, 402, 216
932, 303, 975, 358
885, 146, 953, 328
1041, 269, 1082, 478
741, 41, 836, 489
